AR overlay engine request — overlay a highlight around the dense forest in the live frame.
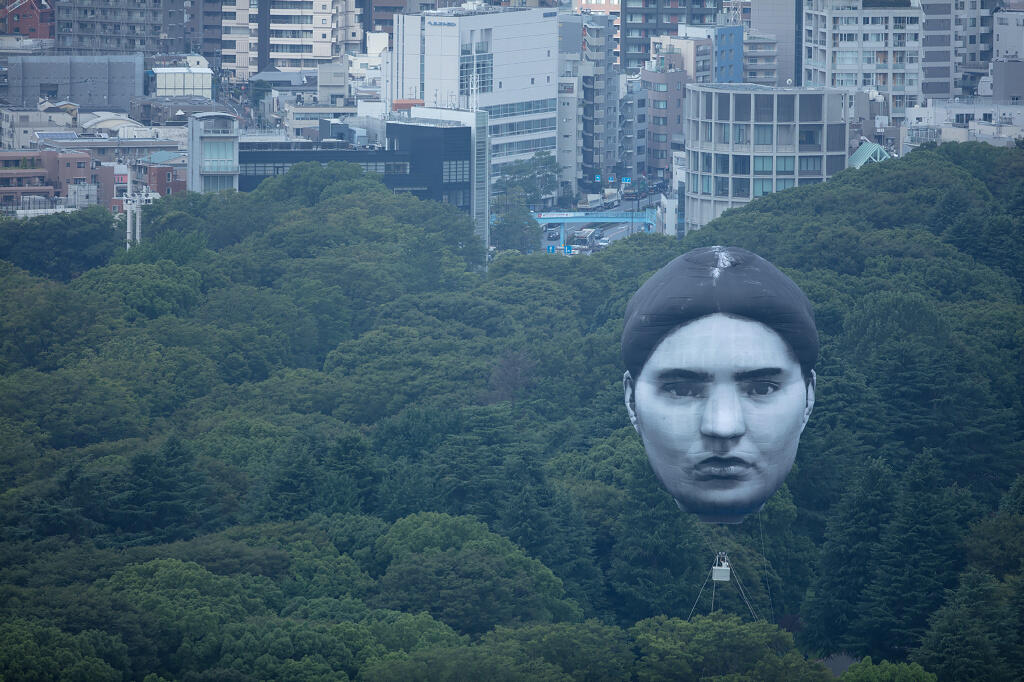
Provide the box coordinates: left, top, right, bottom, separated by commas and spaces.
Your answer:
0, 143, 1021, 681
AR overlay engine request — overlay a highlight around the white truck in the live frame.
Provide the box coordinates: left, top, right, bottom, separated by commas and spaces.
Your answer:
602, 188, 621, 209
578, 193, 603, 211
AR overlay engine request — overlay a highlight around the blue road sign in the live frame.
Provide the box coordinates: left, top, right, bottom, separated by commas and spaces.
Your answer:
623, 177, 632, 184
564, 245, 572, 254
594, 174, 601, 182
547, 245, 556, 253
609, 174, 616, 182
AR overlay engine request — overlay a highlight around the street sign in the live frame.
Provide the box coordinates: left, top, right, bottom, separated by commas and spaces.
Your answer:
565, 245, 572, 254
609, 174, 616, 182
547, 245, 556, 253
623, 177, 631, 184
594, 174, 601, 182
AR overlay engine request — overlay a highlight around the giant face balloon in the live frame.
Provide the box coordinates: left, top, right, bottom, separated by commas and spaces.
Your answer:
622, 246, 817, 524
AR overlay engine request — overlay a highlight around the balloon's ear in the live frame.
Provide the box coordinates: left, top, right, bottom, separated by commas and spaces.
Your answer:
624, 371, 640, 432
801, 369, 816, 431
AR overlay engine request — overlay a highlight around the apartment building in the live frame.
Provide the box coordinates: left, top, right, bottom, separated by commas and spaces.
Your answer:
993, 3, 1024, 59
803, 0, 926, 124
0, 149, 97, 212
571, 0, 621, 60
620, 0, 720, 71
183, 0, 226, 68
953, 1, 997, 94
221, 0, 363, 81
617, 74, 647, 184
392, 6, 558, 180
558, 12, 620, 197
751, 0, 801, 85
682, 82, 850, 232
54, 0, 187, 55
743, 29, 778, 85
640, 62, 688, 181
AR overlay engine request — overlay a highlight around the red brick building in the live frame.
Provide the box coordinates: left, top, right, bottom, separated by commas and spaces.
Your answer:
0, 0, 54, 39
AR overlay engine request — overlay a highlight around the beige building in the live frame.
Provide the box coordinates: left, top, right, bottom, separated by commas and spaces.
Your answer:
221, 0, 363, 81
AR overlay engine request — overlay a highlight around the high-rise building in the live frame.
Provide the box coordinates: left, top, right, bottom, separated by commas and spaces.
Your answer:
617, 74, 647, 184
391, 6, 558, 180
558, 12, 620, 197
221, 0, 363, 81
185, 0, 227, 69
682, 82, 850, 232
640, 61, 688, 181
620, 0, 720, 71
571, 0, 621, 60
54, 0, 187, 55
751, 0, 801, 85
953, 0, 997, 95
803, 0, 926, 124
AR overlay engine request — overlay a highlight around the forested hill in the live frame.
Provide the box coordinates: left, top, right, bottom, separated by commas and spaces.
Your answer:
0, 143, 1021, 681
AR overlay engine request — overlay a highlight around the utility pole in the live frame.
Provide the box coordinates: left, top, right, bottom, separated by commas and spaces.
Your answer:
123, 162, 157, 249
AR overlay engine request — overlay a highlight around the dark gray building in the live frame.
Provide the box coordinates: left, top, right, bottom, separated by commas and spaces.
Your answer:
622, 0, 720, 71
7, 54, 144, 111
54, 0, 187, 55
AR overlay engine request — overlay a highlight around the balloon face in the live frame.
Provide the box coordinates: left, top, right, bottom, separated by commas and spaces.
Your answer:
625, 313, 814, 524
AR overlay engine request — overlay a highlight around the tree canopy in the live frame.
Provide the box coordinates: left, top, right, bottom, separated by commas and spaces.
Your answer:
0, 145, 1021, 679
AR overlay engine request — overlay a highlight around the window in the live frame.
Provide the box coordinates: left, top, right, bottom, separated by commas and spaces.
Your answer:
715, 154, 729, 174
732, 155, 750, 174
701, 174, 711, 194
753, 156, 772, 174
776, 156, 794, 174
701, 152, 712, 173
754, 125, 773, 145
731, 177, 749, 198
799, 155, 822, 171
653, 116, 667, 126
753, 178, 773, 196
733, 124, 749, 144
460, 52, 493, 95
715, 176, 729, 196
716, 122, 730, 143
755, 94, 774, 121
653, 99, 667, 109
733, 94, 750, 121
776, 178, 795, 191
442, 159, 470, 183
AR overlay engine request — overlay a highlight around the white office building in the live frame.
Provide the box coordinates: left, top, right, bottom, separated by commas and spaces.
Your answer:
683, 83, 850, 233
391, 6, 558, 179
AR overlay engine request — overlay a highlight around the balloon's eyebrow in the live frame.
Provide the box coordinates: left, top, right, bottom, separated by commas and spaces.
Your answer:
654, 369, 711, 382
734, 368, 784, 382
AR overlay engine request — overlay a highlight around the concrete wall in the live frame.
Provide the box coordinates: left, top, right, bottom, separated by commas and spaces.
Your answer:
7, 54, 144, 111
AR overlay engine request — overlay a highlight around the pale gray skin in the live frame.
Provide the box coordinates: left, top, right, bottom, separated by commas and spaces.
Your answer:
624, 313, 815, 524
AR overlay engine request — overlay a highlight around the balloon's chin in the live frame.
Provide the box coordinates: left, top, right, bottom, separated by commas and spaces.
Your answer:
674, 498, 764, 525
